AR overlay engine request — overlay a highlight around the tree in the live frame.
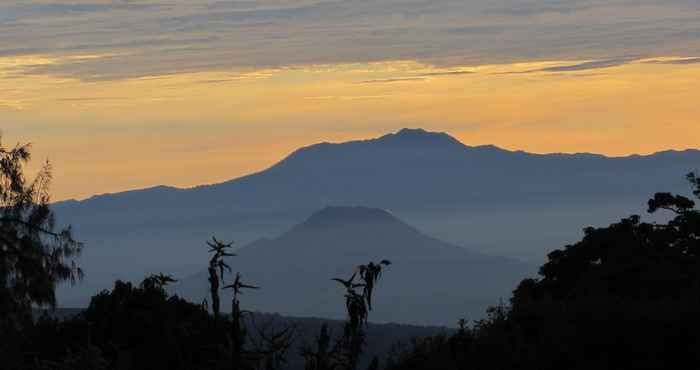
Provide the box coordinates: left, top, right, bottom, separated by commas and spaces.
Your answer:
0, 137, 83, 335
76, 276, 230, 370
223, 272, 259, 370
302, 324, 335, 370
387, 174, 700, 370
247, 314, 296, 370
206, 237, 236, 319
304, 260, 391, 370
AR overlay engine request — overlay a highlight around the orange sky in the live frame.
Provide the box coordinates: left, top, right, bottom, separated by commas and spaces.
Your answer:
3, 1, 700, 201
2, 56, 699, 201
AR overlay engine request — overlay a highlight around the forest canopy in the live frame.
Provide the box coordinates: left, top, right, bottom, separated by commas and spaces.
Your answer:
388, 173, 700, 370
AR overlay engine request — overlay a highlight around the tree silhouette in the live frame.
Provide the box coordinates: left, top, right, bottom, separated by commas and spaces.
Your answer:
343, 260, 391, 370
0, 137, 83, 359
358, 260, 391, 311
247, 314, 297, 370
73, 276, 230, 370
302, 324, 335, 370
387, 174, 700, 370
305, 260, 391, 370
141, 273, 177, 291
224, 272, 258, 370
206, 236, 236, 318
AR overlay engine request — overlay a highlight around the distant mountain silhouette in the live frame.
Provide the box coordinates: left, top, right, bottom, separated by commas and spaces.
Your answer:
172, 206, 532, 326
54, 128, 700, 310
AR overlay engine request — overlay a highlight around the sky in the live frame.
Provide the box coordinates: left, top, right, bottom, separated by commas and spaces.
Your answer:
1, 0, 699, 200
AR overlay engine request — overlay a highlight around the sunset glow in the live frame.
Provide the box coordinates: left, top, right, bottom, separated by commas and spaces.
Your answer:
2, 1, 700, 200
2, 56, 698, 200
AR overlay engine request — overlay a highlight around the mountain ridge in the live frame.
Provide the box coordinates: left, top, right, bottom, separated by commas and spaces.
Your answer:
54, 128, 700, 204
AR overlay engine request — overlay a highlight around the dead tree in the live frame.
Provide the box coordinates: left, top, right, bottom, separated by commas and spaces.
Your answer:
206, 237, 236, 318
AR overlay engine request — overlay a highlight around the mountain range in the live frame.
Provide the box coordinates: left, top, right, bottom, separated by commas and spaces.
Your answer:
54, 128, 700, 318
171, 206, 532, 326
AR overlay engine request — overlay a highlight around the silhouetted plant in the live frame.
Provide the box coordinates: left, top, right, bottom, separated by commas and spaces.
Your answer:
248, 314, 297, 370
223, 272, 259, 370
342, 260, 391, 370
304, 260, 391, 370
302, 324, 335, 370
0, 137, 83, 363
206, 237, 236, 319
358, 260, 391, 311
332, 271, 368, 334
141, 272, 177, 291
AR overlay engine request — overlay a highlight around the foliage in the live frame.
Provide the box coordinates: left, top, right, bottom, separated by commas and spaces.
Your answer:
388, 174, 700, 370
16, 276, 232, 370
0, 137, 83, 363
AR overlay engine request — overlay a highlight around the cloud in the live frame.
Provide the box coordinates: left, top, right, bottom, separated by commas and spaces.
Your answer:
55, 97, 127, 102
495, 58, 638, 75
416, 71, 473, 77
304, 95, 392, 101
487, 2, 598, 16
0, 47, 43, 57
537, 58, 637, 72
446, 26, 504, 34
358, 77, 428, 84
6, 2, 166, 17
645, 57, 700, 65
0, 1, 699, 80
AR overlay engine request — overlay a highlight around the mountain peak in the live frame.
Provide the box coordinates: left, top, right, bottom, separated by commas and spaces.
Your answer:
377, 128, 464, 146
302, 206, 396, 227
270, 128, 482, 171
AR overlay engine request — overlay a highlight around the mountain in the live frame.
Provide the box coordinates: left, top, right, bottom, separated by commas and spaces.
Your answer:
171, 206, 533, 326
54, 128, 700, 308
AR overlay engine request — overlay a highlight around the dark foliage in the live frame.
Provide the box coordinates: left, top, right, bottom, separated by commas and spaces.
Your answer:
0, 138, 83, 365
17, 277, 231, 370
388, 174, 700, 370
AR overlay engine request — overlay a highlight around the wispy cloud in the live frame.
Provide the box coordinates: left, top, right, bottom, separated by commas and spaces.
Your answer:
55, 97, 127, 102
495, 57, 639, 75
0, 1, 699, 80
446, 25, 504, 34
358, 77, 428, 84
487, 2, 597, 16
304, 95, 392, 101
416, 71, 473, 77
538, 58, 637, 72
644, 57, 700, 65
8, 2, 165, 16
